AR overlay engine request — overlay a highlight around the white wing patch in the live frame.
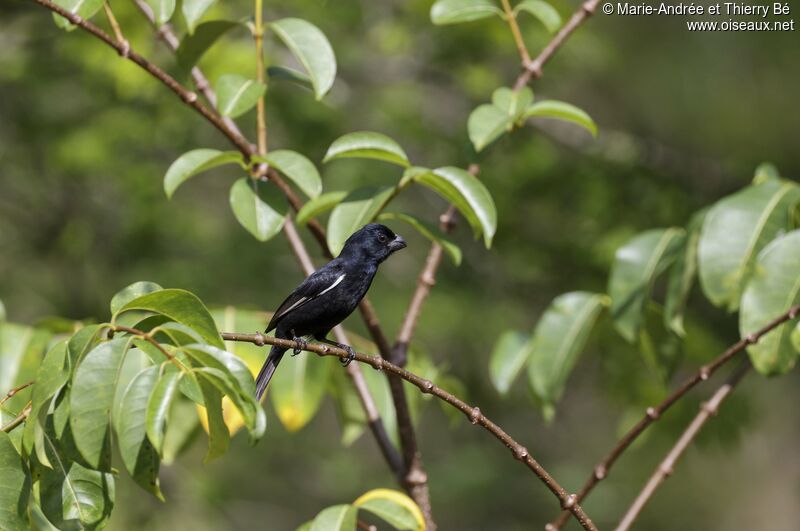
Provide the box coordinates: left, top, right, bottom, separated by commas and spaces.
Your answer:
274, 274, 345, 320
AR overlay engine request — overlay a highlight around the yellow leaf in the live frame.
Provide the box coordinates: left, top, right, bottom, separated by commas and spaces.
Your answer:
353, 488, 425, 531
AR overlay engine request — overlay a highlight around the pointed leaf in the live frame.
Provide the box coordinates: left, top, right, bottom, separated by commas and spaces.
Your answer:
378, 212, 462, 265
144, 0, 175, 26
110, 281, 164, 315
411, 167, 497, 247
0, 432, 30, 531
195, 378, 229, 462
430, 0, 502, 24
270, 18, 337, 100
698, 179, 800, 311
309, 504, 357, 531
270, 354, 333, 432
176, 20, 240, 73
38, 454, 115, 530
66, 324, 103, 368
116, 366, 163, 499
182, 0, 216, 33
528, 292, 607, 420
324, 131, 410, 167
296, 191, 347, 225
353, 489, 424, 531
215, 74, 266, 118
492, 86, 533, 121
467, 104, 512, 152
0, 323, 51, 411
524, 100, 597, 136
146, 370, 182, 455
489, 330, 529, 395
117, 289, 224, 348
513, 0, 562, 33
740, 230, 800, 375
327, 186, 395, 256
164, 148, 243, 199
22, 341, 69, 457
253, 150, 322, 198
229, 177, 287, 242
664, 210, 706, 336
608, 228, 686, 342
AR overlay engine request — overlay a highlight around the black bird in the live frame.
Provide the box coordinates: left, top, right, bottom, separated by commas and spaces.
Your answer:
255, 223, 407, 400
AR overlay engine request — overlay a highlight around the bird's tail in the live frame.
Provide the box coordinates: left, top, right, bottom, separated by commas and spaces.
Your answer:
255, 345, 286, 401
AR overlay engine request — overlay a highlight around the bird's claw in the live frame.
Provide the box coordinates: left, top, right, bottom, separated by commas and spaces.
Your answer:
291, 336, 308, 356
340, 345, 356, 367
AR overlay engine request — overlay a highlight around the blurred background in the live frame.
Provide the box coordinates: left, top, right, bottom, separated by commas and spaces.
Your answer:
1, 0, 799, 528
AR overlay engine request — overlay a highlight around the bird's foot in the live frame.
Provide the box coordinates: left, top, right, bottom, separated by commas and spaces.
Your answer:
291, 336, 308, 356
340, 345, 356, 367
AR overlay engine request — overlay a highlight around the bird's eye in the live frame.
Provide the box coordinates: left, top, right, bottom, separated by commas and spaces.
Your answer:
378, 234, 387, 243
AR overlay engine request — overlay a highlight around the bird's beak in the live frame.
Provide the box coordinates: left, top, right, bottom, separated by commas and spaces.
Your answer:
388, 235, 407, 251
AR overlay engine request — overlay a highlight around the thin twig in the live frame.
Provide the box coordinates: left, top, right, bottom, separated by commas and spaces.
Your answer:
102, 1, 130, 57
113, 325, 189, 372
253, 0, 268, 155
513, 0, 600, 91
500, 0, 531, 64
220, 331, 599, 531
1, 402, 32, 433
548, 304, 800, 529
0, 381, 35, 407
615, 361, 752, 531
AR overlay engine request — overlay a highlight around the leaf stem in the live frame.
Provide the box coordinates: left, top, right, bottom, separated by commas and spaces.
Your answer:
102, 1, 130, 57
254, 0, 268, 155
500, 0, 531, 65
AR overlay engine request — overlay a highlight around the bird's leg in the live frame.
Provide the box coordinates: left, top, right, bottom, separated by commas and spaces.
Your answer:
318, 338, 356, 366
289, 330, 308, 356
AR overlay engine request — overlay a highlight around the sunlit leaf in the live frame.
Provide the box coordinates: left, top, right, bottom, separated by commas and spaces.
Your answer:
740, 230, 800, 375
176, 20, 241, 73
353, 488, 425, 531
296, 191, 347, 225
270, 354, 333, 432
145, 369, 182, 456
270, 18, 337, 100
379, 212, 462, 265
698, 179, 800, 311
430, 0, 502, 24
214, 74, 265, 118
182, 0, 216, 33
664, 210, 706, 336
195, 378, 229, 462
163, 149, 243, 199
324, 131, 410, 167
753, 162, 780, 184
513, 0, 562, 33
327, 186, 396, 255
52, 0, 103, 29
0, 322, 51, 411
608, 228, 685, 342
524, 100, 597, 136
528, 292, 607, 421
253, 150, 322, 199
411, 167, 497, 247
110, 281, 164, 315
489, 330, 529, 395
492, 86, 533, 121
22, 341, 69, 459
229, 177, 287, 242
467, 104, 512, 152
0, 432, 30, 531
309, 504, 357, 531
162, 398, 201, 464
144, 0, 175, 26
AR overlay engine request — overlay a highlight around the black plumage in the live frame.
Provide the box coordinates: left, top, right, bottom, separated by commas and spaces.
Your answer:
255, 223, 407, 400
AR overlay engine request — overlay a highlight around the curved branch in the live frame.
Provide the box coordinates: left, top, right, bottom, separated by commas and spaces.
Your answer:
220, 331, 599, 531
615, 361, 752, 531
548, 304, 800, 529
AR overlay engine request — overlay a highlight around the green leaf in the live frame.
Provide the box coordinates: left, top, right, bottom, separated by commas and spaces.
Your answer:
0, 323, 51, 411
117, 288, 224, 349
664, 210, 706, 336
296, 191, 347, 225
52, 0, 104, 29
176, 20, 241, 73
698, 179, 800, 311
270, 354, 333, 432
70, 337, 131, 469
22, 341, 69, 458
430, 0, 502, 24
740, 230, 800, 375
181, 344, 256, 398
0, 432, 30, 531
253, 150, 322, 198
528, 292, 607, 420
513, 0, 562, 33
196, 378, 229, 462
229, 177, 287, 242
792, 323, 800, 354
489, 330, 529, 396
378, 212, 462, 265
327, 187, 396, 256
323, 131, 410, 167
66, 324, 103, 368
163, 148, 243, 199
353, 488, 425, 531
215, 74, 266, 118
146, 370, 182, 456
467, 104, 512, 152
270, 18, 337, 100
524, 100, 598, 136
144, 0, 175, 26
492, 86, 534, 121
162, 398, 201, 464
182, 0, 215, 33
0, 300, 5, 321
411, 167, 497, 247
753, 162, 780, 184
110, 281, 164, 315
266, 65, 313, 91
608, 228, 686, 342
116, 366, 163, 499
309, 504, 357, 531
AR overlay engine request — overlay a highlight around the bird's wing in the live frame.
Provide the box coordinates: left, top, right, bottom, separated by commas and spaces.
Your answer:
265, 266, 347, 333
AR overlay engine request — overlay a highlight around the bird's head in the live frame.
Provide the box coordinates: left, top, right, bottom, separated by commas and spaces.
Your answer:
340, 223, 406, 264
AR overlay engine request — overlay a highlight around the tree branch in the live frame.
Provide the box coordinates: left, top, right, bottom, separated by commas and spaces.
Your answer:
220, 331, 599, 531
547, 304, 800, 530
253, 0, 267, 155
513, 0, 600, 91
0, 381, 35, 407
1, 402, 32, 433
615, 361, 752, 531
500, 0, 531, 65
